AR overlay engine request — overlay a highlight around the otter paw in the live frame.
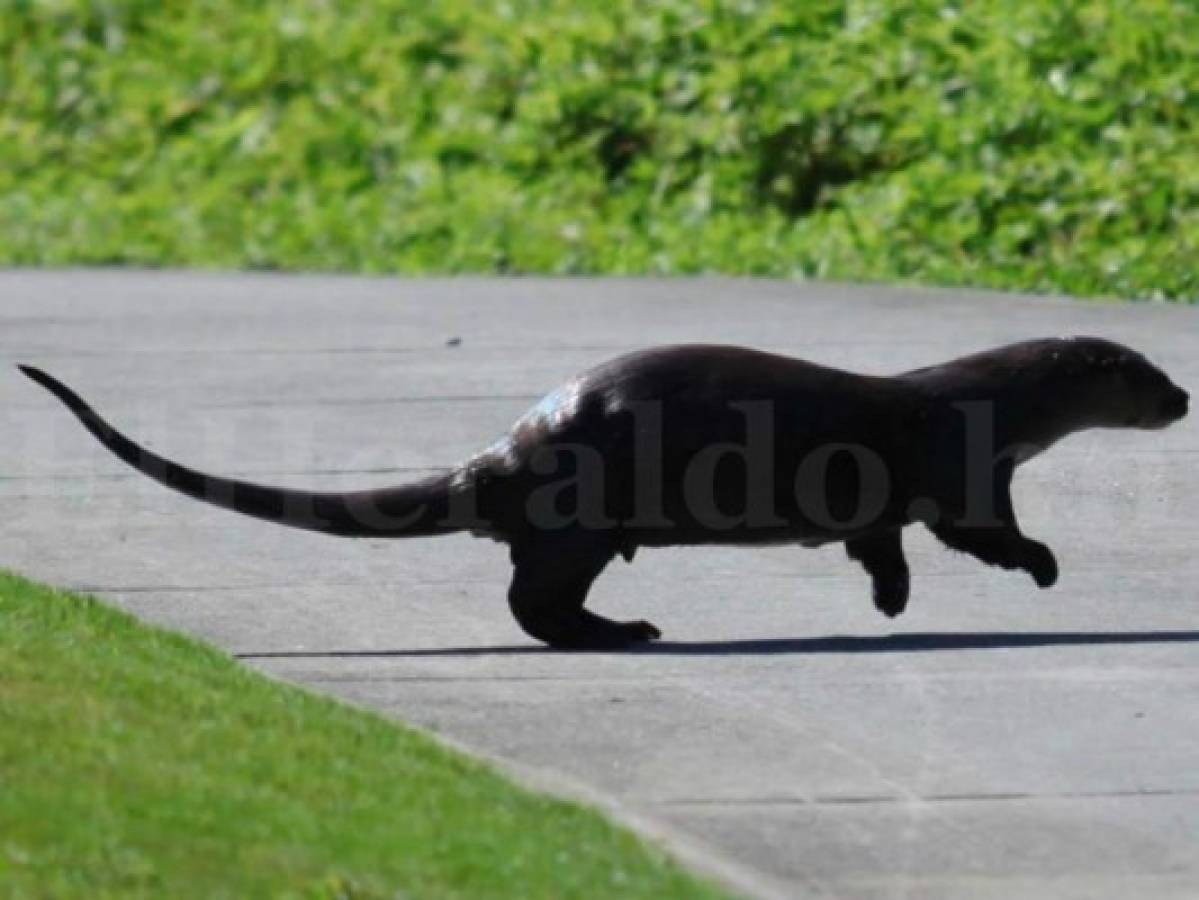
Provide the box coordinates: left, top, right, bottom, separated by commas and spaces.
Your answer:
872, 570, 910, 618
874, 591, 908, 618
1022, 543, 1059, 588
623, 620, 662, 642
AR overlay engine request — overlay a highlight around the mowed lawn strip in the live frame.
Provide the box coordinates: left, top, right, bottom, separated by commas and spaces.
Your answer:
0, 571, 727, 899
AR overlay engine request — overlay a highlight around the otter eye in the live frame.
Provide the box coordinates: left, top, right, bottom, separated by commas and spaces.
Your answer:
1125, 364, 1165, 391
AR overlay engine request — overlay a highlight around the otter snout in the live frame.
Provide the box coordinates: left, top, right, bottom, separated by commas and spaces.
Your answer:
1162, 386, 1189, 422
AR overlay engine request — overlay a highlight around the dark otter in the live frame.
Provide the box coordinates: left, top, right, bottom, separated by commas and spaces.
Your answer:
19, 336, 1188, 649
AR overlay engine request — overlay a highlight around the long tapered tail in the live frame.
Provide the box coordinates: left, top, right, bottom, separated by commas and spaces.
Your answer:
19, 365, 465, 538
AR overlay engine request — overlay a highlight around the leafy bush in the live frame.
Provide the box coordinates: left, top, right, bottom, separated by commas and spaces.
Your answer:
2, 0, 1197, 300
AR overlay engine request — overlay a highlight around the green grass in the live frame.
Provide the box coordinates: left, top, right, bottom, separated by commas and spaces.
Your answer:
2, 0, 1197, 301
0, 571, 726, 899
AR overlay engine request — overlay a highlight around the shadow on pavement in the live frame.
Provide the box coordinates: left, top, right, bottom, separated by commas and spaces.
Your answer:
236, 629, 1199, 659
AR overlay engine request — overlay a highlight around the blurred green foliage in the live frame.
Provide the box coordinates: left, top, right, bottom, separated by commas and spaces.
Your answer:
2, 0, 1197, 300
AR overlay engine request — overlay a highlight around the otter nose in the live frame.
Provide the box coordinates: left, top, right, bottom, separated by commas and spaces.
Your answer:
1165, 387, 1189, 420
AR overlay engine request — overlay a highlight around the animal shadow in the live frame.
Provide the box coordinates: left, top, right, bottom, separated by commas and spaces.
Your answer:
236, 629, 1199, 660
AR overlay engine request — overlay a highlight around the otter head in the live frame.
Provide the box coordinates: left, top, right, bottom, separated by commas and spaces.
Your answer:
1054, 337, 1188, 431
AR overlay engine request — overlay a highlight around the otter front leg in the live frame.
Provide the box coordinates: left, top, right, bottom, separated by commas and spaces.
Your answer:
507, 535, 661, 650
845, 530, 910, 617
926, 457, 1058, 588
931, 521, 1057, 588
930, 469, 1058, 588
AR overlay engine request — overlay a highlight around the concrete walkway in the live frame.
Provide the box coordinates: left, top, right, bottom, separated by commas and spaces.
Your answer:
3, 270, 1197, 899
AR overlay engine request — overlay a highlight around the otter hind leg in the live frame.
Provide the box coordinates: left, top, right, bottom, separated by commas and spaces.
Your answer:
845, 530, 910, 617
507, 536, 660, 650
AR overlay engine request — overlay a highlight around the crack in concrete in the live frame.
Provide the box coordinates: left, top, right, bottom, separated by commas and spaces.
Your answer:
652, 786, 1199, 807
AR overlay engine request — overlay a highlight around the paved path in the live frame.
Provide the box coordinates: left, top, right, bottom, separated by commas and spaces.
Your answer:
3, 270, 1197, 899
